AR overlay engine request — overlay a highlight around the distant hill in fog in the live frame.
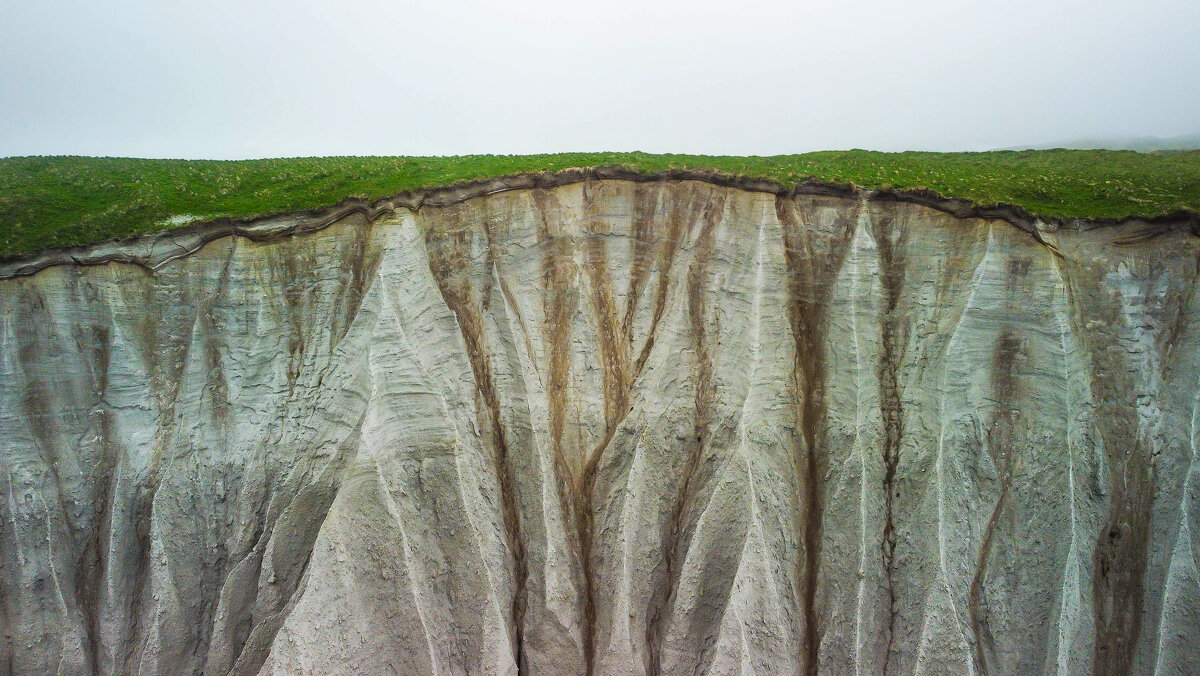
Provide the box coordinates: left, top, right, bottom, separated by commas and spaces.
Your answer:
999, 133, 1200, 153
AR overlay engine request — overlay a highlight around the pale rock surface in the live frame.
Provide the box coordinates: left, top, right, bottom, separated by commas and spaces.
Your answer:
1, 178, 1198, 675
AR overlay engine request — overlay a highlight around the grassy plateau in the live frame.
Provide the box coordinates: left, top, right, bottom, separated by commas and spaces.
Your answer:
1, 150, 1199, 257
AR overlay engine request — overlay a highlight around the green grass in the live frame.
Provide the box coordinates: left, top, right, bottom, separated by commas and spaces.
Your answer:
2, 150, 1199, 257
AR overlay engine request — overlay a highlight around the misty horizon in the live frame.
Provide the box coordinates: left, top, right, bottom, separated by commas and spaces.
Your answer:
3, 0, 1199, 159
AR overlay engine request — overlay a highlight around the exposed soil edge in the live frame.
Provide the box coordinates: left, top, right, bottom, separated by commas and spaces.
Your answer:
2, 166, 1197, 279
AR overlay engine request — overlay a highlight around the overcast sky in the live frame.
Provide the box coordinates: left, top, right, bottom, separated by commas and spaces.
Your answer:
2, 0, 1198, 159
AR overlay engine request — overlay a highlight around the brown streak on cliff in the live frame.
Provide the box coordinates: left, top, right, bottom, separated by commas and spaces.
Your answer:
621, 184, 659, 366
631, 186, 690, 380
534, 189, 579, 480
583, 183, 632, 444
1089, 254, 1199, 675
572, 181, 633, 675
645, 189, 723, 676
778, 195, 857, 674
969, 331, 1025, 675
73, 317, 115, 675
1092, 467, 1153, 676
867, 205, 909, 676
1086, 265, 1181, 676
424, 217, 529, 670
530, 187, 604, 675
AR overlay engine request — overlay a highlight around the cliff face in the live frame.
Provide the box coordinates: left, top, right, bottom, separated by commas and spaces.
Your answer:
1, 178, 1198, 675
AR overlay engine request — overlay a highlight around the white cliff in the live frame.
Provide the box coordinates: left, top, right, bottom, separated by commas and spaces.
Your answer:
1, 174, 1198, 675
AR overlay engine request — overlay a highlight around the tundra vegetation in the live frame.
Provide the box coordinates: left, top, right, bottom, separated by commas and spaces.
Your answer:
1, 149, 1198, 256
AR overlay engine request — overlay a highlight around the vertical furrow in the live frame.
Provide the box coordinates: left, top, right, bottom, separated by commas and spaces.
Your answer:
122, 302, 196, 674
1151, 376, 1200, 675
1088, 255, 1189, 676
1046, 252, 1091, 675
532, 188, 600, 674
645, 191, 723, 676
777, 195, 858, 675
968, 292, 1027, 674
1091, 433, 1154, 673
968, 422, 1013, 676
74, 316, 115, 675
531, 190, 581, 558
575, 182, 633, 675
585, 199, 631, 443
535, 190, 578, 480
924, 225, 996, 676
870, 209, 907, 676
425, 224, 528, 671
364, 311, 444, 674
631, 187, 690, 379
846, 218, 871, 675
621, 185, 659, 370
187, 238, 241, 669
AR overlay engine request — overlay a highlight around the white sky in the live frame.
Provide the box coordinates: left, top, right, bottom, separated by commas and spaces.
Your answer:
2, 0, 1198, 159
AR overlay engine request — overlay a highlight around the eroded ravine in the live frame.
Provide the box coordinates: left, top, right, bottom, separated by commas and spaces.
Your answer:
2, 176, 1200, 675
